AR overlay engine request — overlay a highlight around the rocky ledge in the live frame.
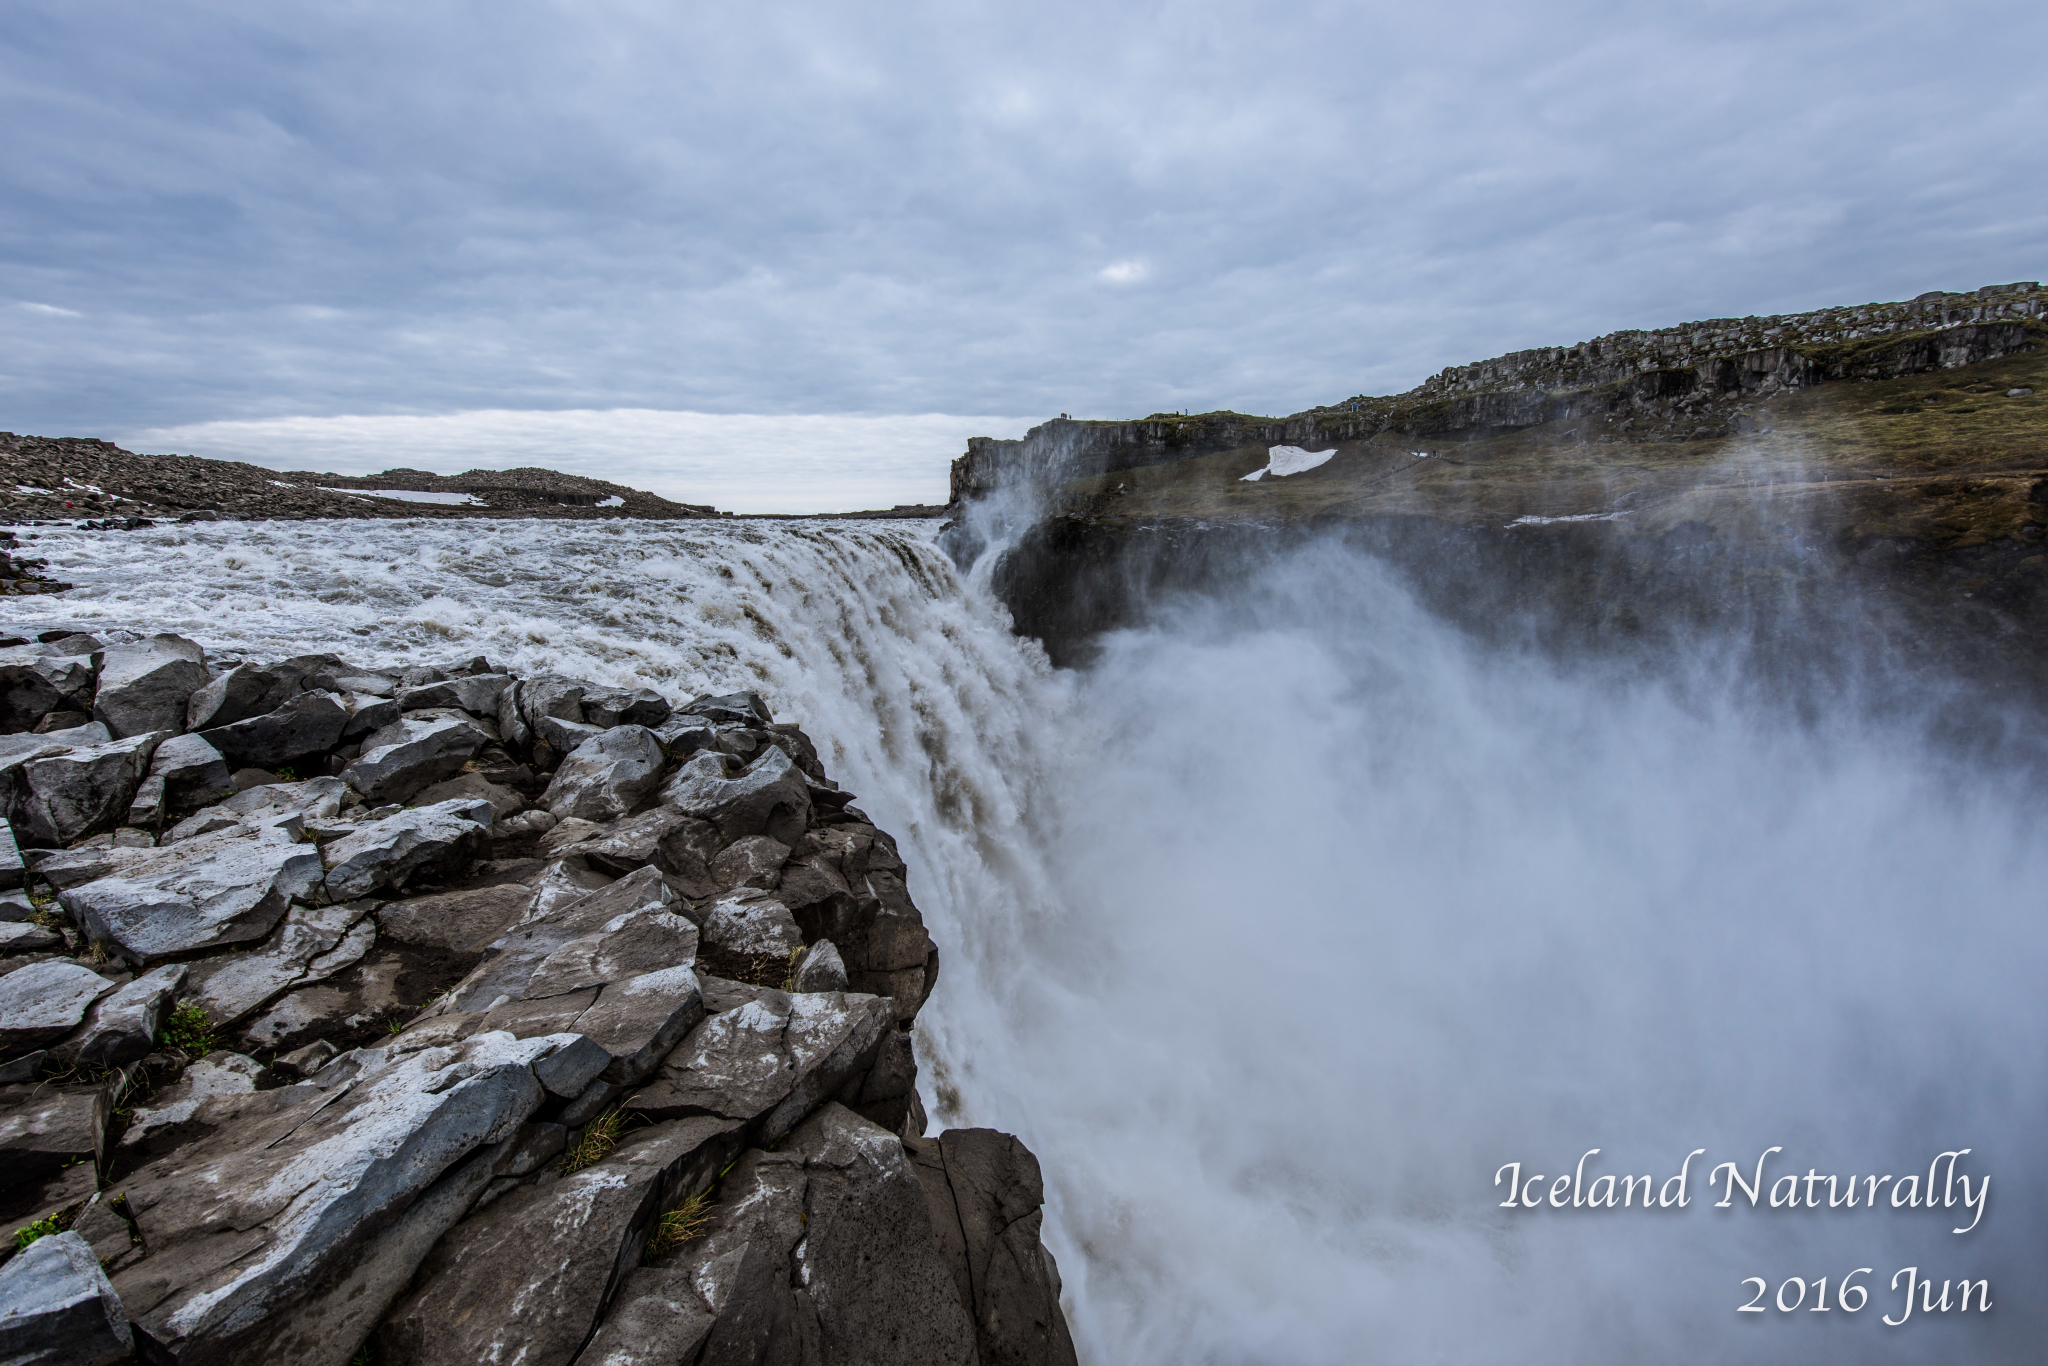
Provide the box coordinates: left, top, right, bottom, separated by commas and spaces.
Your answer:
0, 635, 1073, 1366
0, 434, 724, 524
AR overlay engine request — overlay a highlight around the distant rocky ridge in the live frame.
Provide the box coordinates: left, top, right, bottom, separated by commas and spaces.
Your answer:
0, 634, 1074, 1365
0, 434, 722, 524
950, 280, 2046, 501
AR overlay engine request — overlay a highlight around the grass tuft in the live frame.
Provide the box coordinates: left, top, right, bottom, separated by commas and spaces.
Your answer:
12, 1211, 70, 1251
157, 1003, 219, 1057
644, 1192, 715, 1261
561, 1109, 626, 1173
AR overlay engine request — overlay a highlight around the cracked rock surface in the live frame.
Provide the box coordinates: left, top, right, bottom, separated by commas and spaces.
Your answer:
0, 649, 1070, 1366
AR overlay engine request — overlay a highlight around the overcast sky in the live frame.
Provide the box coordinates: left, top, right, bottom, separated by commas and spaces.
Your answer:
5, 1, 2044, 511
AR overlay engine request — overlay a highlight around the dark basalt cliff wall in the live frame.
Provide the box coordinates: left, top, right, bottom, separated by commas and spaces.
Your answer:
954, 281, 2048, 721
951, 283, 2046, 504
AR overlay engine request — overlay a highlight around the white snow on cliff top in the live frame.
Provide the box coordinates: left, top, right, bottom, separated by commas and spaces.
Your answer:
1240, 446, 1336, 482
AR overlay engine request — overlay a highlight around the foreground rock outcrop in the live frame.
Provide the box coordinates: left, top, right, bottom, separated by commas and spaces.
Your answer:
0, 634, 1071, 1366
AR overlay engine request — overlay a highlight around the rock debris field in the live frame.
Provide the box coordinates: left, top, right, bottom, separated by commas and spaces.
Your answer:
0, 632, 1074, 1366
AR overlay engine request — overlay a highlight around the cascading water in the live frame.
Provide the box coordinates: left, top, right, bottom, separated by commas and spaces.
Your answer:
11, 515, 2042, 1361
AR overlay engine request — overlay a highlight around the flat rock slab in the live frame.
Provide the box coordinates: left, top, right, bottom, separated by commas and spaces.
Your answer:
625, 987, 892, 1146
0, 1078, 113, 1193
378, 882, 532, 955
439, 865, 675, 1015
108, 1031, 597, 1366
61, 826, 323, 965
0, 962, 116, 1054
395, 673, 513, 716
322, 797, 494, 901
376, 1115, 741, 1366
0, 1230, 134, 1366
183, 900, 378, 1027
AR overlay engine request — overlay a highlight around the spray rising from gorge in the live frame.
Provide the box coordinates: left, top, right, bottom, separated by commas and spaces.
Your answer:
9, 507, 2044, 1361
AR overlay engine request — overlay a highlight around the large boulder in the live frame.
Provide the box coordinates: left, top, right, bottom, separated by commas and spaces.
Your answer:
375, 1116, 742, 1366
105, 1031, 606, 1366
321, 798, 495, 901
517, 674, 606, 753
597, 1104, 979, 1366
0, 962, 117, 1056
148, 732, 234, 812
61, 825, 324, 965
0, 650, 95, 735
198, 689, 350, 769
50, 963, 187, 1069
907, 1129, 1079, 1366
377, 883, 533, 956
658, 747, 812, 847
91, 635, 208, 738
624, 985, 892, 1146
0, 1231, 133, 1366
184, 661, 300, 732
342, 714, 488, 804
684, 691, 770, 726
12, 731, 165, 846
542, 725, 665, 822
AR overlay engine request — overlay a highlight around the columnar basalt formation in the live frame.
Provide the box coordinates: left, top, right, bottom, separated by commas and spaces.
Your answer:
0, 632, 1073, 1366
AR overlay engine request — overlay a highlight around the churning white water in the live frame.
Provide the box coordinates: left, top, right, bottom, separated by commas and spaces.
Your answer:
8, 517, 2042, 1361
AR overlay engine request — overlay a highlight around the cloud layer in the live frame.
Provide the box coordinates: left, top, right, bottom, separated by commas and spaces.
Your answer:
4, 0, 2045, 503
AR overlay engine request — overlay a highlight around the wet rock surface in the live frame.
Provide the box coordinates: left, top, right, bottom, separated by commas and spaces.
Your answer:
0, 649, 1070, 1366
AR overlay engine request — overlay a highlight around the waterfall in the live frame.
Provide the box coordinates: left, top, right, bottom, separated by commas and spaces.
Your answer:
15, 516, 2044, 1362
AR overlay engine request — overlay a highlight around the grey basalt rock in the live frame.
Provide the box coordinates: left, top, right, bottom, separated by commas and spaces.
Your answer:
625, 986, 893, 1146
906, 1129, 1079, 1366
700, 888, 806, 960
321, 797, 495, 900
0, 820, 19, 891
184, 661, 298, 732
51, 963, 187, 1069
0, 650, 96, 734
684, 691, 770, 726
61, 825, 324, 965
378, 882, 533, 955
375, 1115, 742, 1366
582, 684, 671, 729
117, 1052, 267, 1157
396, 672, 514, 716
13, 731, 166, 847
0, 1082, 110, 1225
91, 634, 209, 738
0, 920, 61, 954
182, 899, 378, 1027
106, 1031, 599, 1366
651, 711, 718, 757
792, 939, 849, 993
438, 865, 676, 1015
709, 833, 790, 891
625, 1103, 978, 1366
0, 962, 117, 1055
658, 746, 812, 847
413, 770, 524, 819
543, 724, 665, 822
340, 690, 402, 740
198, 688, 350, 768
0, 1230, 134, 1366
342, 713, 489, 805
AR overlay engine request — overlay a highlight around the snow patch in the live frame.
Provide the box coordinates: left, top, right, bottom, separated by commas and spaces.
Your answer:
1240, 446, 1337, 482
321, 488, 485, 507
1506, 512, 1630, 528
596, 495, 625, 507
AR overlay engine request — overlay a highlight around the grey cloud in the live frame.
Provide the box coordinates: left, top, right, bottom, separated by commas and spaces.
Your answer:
2, 0, 2044, 439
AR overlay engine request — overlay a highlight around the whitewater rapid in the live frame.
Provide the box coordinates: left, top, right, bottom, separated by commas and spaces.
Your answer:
7, 516, 2042, 1361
